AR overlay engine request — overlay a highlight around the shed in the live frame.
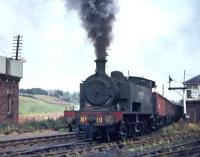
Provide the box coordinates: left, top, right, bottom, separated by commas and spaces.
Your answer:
185, 74, 200, 123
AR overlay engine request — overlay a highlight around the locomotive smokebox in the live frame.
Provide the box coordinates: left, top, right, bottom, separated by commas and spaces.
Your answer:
95, 59, 107, 73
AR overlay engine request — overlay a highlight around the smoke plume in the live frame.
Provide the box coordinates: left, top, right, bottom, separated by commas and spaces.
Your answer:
65, 0, 117, 60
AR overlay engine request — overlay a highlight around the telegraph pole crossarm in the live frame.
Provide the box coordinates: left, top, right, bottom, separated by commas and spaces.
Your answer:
168, 87, 187, 90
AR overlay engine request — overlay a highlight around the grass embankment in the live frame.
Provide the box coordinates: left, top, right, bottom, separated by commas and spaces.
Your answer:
0, 95, 73, 134
19, 95, 70, 115
19, 95, 75, 122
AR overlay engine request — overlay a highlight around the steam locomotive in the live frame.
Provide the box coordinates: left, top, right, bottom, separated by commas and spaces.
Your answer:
64, 59, 183, 140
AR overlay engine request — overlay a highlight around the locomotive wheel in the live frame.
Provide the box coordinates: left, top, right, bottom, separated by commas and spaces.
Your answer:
119, 122, 127, 140
135, 123, 144, 136
89, 125, 93, 141
129, 124, 136, 138
68, 124, 73, 132
139, 123, 144, 135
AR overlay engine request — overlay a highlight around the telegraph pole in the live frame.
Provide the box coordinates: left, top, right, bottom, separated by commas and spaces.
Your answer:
12, 35, 23, 60
183, 70, 186, 116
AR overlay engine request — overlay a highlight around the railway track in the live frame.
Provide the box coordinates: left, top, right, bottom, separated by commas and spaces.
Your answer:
53, 131, 200, 157
1, 131, 200, 157
74, 131, 200, 157
0, 132, 85, 156
3, 131, 199, 157
126, 133, 200, 157
7, 139, 93, 157
148, 138, 200, 157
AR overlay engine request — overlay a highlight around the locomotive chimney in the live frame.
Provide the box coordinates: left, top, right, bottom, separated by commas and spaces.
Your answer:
95, 59, 107, 73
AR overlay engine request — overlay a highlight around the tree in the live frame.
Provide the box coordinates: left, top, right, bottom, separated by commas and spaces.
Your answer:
54, 90, 64, 98
19, 88, 48, 95
63, 91, 71, 102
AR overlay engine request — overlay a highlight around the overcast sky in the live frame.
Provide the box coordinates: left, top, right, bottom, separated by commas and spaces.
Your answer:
0, 0, 199, 100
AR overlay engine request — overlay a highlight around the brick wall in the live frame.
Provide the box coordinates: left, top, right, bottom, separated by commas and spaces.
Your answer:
0, 77, 19, 124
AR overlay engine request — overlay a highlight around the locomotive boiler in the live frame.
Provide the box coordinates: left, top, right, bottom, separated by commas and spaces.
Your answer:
64, 58, 183, 140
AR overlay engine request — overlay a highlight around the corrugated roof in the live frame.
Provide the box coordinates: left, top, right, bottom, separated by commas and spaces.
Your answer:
185, 74, 200, 84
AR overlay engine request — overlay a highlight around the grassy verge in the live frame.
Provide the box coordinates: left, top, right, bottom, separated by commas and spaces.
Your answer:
0, 116, 68, 134
159, 120, 200, 136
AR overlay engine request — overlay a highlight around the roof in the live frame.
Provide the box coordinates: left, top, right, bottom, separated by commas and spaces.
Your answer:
185, 74, 200, 84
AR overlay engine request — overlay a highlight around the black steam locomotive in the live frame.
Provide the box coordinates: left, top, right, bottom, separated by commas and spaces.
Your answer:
64, 59, 183, 140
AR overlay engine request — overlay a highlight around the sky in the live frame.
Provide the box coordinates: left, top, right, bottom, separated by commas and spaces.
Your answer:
0, 0, 199, 100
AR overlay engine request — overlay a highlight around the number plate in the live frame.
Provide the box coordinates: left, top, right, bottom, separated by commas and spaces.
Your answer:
96, 117, 103, 123
80, 116, 103, 123
80, 116, 87, 123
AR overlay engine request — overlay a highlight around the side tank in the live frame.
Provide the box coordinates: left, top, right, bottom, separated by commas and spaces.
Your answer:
111, 71, 156, 114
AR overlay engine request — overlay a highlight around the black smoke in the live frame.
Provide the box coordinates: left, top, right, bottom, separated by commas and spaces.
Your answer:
65, 0, 117, 60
